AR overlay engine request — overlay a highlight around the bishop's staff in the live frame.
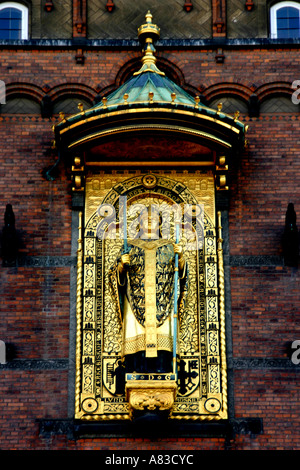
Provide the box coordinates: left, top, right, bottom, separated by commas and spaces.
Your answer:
122, 195, 128, 254
173, 222, 180, 376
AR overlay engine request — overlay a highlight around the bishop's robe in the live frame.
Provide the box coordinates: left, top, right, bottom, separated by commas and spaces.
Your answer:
108, 238, 188, 373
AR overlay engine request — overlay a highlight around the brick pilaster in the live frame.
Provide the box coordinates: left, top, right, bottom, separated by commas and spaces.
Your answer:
73, 0, 87, 38
212, 0, 227, 37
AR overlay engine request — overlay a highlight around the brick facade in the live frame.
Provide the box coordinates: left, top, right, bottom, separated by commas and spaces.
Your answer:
0, 0, 299, 451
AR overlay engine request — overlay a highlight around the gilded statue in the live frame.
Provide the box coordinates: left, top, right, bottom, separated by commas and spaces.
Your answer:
108, 208, 189, 375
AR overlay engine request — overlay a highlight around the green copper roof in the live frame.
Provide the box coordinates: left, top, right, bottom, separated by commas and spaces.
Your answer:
53, 11, 246, 155
89, 11, 207, 110
92, 71, 201, 109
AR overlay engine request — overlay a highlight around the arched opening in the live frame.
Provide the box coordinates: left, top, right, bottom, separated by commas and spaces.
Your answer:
270, 1, 300, 38
0, 2, 28, 39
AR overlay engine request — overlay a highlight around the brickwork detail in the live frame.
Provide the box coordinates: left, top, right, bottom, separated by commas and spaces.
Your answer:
212, 0, 227, 37
73, 0, 87, 37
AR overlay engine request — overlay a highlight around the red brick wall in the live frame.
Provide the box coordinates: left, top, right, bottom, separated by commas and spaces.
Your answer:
0, 45, 299, 450
1, 46, 299, 100
0, 370, 69, 449
233, 370, 300, 450
0, 118, 71, 256
231, 266, 300, 358
229, 117, 300, 256
0, 268, 70, 358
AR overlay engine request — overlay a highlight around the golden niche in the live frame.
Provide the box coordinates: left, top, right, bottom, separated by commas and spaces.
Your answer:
75, 171, 227, 421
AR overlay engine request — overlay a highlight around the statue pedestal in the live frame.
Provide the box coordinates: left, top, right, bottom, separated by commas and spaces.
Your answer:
125, 374, 177, 417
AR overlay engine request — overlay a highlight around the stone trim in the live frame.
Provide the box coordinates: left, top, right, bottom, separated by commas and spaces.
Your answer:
229, 358, 300, 370
1, 357, 298, 371
0, 359, 69, 370
226, 255, 284, 267
5, 256, 77, 267
2, 254, 286, 268
0, 38, 300, 49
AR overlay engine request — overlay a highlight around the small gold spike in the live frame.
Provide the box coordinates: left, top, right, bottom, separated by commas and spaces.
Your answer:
234, 110, 240, 121
219, 156, 226, 166
78, 102, 84, 112
74, 156, 81, 166
216, 155, 228, 171
123, 93, 129, 104
194, 95, 200, 109
149, 92, 154, 103
217, 103, 223, 113
171, 92, 176, 104
145, 10, 152, 23
216, 174, 229, 191
102, 96, 107, 108
220, 175, 227, 187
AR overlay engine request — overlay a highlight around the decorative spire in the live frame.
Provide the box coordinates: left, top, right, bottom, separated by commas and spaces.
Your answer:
133, 11, 165, 76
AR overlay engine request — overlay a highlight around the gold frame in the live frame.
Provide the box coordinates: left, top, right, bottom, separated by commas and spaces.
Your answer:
74, 171, 227, 421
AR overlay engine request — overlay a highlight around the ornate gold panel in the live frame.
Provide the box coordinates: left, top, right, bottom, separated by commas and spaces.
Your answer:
75, 171, 227, 421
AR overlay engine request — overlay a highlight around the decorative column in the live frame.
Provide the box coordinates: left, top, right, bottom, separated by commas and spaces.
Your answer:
73, 0, 87, 37
106, 0, 115, 12
245, 0, 254, 11
212, 0, 227, 37
184, 0, 193, 12
44, 1, 54, 12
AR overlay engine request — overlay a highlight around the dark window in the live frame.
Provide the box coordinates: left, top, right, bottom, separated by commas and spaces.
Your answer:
276, 6, 300, 38
0, 7, 22, 40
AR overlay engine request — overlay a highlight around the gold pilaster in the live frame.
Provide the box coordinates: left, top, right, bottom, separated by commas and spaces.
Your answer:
75, 212, 83, 418
217, 211, 228, 419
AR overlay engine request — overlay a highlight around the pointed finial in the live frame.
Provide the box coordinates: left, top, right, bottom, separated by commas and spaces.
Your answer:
145, 10, 152, 23
133, 11, 165, 76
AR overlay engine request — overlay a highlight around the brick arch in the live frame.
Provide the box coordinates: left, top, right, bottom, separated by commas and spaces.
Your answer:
114, 56, 185, 87
255, 81, 294, 102
203, 83, 253, 104
208, 96, 249, 115
5, 82, 44, 103
48, 83, 97, 104
256, 82, 298, 113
